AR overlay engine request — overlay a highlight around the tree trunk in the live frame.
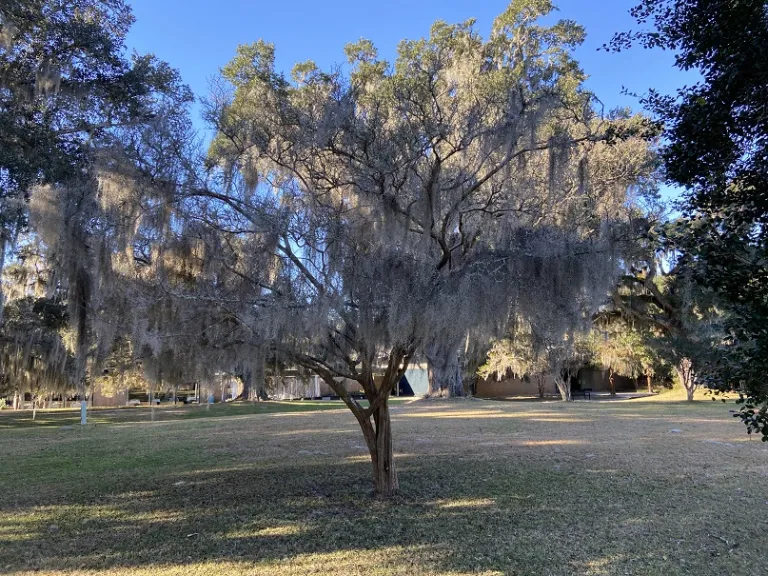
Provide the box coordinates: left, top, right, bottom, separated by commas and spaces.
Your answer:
676, 358, 696, 402
646, 374, 653, 393
361, 398, 398, 497
253, 352, 268, 401
463, 371, 478, 398
425, 342, 464, 397
608, 368, 616, 397
537, 374, 545, 398
254, 378, 268, 400
297, 343, 411, 498
315, 372, 400, 497
238, 351, 268, 401
239, 369, 252, 401
0, 234, 6, 325
555, 374, 572, 402
608, 368, 616, 396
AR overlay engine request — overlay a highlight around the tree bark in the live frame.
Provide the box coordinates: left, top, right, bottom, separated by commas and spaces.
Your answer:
537, 374, 545, 398
363, 398, 398, 497
254, 380, 268, 400
555, 373, 572, 402
0, 234, 6, 325
237, 351, 268, 401
425, 342, 464, 397
608, 367, 616, 397
296, 345, 410, 498
253, 357, 268, 401
238, 370, 251, 401
463, 371, 479, 397
675, 358, 696, 401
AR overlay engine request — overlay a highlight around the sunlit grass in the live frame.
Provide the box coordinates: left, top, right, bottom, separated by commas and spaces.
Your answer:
0, 398, 765, 575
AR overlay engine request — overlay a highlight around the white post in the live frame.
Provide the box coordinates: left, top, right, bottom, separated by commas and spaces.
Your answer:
80, 400, 87, 425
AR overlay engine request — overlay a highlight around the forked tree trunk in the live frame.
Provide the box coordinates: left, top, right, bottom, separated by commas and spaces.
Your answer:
362, 398, 398, 497
301, 344, 411, 498
555, 374, 572, 402
425, 342, 464, 397
318, 371, 400, 496
320, 378, 400, 497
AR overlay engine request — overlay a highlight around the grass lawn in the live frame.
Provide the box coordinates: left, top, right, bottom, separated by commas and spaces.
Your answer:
0, 399, 415, 429
1, 397, 766, 575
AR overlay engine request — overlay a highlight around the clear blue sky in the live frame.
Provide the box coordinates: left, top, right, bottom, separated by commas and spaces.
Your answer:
124, 0, 690, 200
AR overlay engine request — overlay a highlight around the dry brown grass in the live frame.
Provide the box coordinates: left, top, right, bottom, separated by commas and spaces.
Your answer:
1, 398, 766, 575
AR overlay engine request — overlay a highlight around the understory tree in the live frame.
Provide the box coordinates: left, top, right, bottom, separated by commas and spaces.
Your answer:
479, 321, 551, 398
585, 325, 654, 396
601, 221, 726, 401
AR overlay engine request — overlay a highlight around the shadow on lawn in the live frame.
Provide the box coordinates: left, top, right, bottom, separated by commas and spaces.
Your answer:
0, 446, 731, 575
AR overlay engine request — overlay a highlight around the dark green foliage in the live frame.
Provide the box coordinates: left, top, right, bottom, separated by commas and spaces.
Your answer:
611, 0, 768, 438
0, 0, 191, 236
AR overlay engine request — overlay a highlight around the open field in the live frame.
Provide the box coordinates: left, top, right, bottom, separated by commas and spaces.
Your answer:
0, 401, 379, 429
1, 398, 766, 575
